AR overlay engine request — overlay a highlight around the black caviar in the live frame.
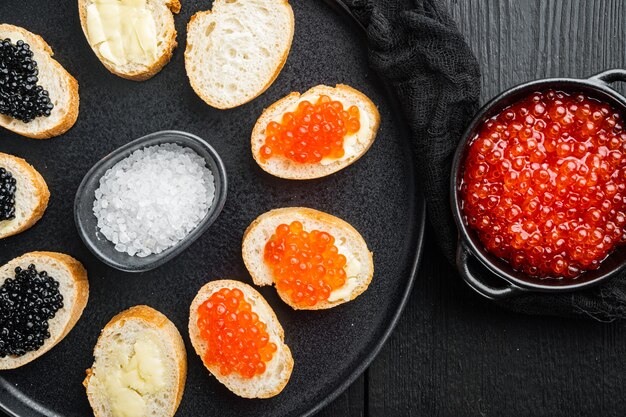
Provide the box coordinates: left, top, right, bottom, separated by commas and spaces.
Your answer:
0, 167, 16, 221
0, 264, 63, 357
0, 39, 54, 123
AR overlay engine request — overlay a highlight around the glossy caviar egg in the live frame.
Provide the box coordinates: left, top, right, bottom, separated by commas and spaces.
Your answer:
197, 288, 277, 379
461, 90, 626, 279
264, 221, 347, 307
260, 95, 361, 164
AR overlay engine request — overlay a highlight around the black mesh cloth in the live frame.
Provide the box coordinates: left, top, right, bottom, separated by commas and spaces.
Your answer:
339, 0, 626, 321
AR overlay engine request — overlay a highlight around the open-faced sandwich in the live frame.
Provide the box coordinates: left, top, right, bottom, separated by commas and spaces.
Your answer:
189, 280, 293, 398
251, 84, 380, 179
0, 252, 89, 369
0, 152, 49, 239
78, 0, 180, 81
242, 207, 374, 310
84, 305, 187, 417
0, 24, 79, 138
185, 0, 294, 109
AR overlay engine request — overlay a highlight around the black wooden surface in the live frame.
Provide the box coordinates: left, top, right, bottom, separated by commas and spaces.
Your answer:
317, 1, 626, 416
1, 0, 625, 416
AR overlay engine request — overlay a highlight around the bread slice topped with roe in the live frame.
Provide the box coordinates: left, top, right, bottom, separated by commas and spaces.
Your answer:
189, 280, 293, 398
0, 152, 49, 239
78, 0, 181, 81
0, 24, 79, 139
242, 207, 374, 310
251, 84, 381, 179
185, 0, 294, 109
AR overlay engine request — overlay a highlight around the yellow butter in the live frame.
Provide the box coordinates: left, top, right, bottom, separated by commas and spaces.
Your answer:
86, 0, 158, 66
328, 244, 362, 302
103, 337, 166, 417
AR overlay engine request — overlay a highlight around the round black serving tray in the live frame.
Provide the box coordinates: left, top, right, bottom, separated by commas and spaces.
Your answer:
0, 1, 426, 416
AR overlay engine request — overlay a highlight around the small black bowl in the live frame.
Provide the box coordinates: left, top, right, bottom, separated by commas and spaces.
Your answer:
451, 69, 626, 299
75, 130, 228, 272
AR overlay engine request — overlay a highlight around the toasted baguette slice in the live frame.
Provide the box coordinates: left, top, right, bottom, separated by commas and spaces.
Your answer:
78, 0, 180, 81
84, 305, 187, 417
189, 280, 293, 398
242, 207, 374, 310
0, 153, 49, 239
0, 24, 79, 139
251, 84, 381, 179
0, 252, 89, 370
185, 0, 294, 109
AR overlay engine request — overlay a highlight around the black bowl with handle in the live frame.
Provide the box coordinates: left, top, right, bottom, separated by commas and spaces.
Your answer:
451, 69, 626, 300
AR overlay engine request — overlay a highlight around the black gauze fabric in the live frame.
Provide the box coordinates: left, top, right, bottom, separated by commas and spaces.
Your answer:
338, 0, 626, 321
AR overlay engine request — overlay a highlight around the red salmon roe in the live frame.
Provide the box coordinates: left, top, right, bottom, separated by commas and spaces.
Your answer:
461, 90, 626, 279
264, 221, 347, 307
260, 95, 361, 163
197, 287, 277, 378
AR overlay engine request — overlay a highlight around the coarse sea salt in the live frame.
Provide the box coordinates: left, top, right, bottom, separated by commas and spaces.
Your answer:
93, 143, 215, 257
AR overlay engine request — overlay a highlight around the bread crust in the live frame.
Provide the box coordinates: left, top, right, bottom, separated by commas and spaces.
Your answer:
0, 24, 79, 139
188, 279, 294, 398
83, 305, 187, 417
251, 84, 381, 179
0, 252, 89, 370
242, 207, 374, 310
184, 0, 295, 109
0, 152, 50, 239
77, 0, 180, 81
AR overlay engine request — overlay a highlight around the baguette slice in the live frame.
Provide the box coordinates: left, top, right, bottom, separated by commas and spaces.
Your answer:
251, 84, 381, 179
242, 207, 374, 310
0, 152, 49, 239
189, 280, 293, 398
0, 24, 79, 139
77, 0, 180, 81
84, 305, 187, 417
0, 252, 89, 370
185, 0, 294, 109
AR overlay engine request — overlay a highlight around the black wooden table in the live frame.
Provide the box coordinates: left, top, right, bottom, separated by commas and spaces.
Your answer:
316, 1, 626, 416
2, 1, 625, 416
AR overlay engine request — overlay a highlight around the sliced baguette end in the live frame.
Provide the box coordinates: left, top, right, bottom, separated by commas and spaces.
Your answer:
189, 279, 293, 398
242, 207, 374, 310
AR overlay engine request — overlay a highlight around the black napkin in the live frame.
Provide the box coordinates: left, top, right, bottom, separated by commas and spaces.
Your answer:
337, 0, 626, 321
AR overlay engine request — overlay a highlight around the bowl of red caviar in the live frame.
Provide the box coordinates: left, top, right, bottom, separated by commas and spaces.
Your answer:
451, 69, 626, 299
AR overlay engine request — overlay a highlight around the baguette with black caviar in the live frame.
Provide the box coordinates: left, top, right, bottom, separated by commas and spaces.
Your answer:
242, 207, 374, 310
0, 24, 79, 139
0, 252, 89, 369
251, 84, 380, 179
0, 152, 49, 239
78, 0, 180, 81
84, 305, 187, 417
189, 280, 293, 398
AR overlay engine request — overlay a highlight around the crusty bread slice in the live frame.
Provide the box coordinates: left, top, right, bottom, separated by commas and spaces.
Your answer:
242, 207, 374, 310
189, 279, 293, 398
77, 0, 180, 81
0, 252, 89, 370
185, 0, 294, 109
84, 305, 187, 417
0, 24, 79, 139
0, 152, 49, 239
251, 84, 381, 179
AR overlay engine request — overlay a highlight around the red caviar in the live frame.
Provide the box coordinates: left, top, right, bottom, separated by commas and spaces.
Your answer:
264, 221, 347, 307
461, 90, 626, 279
260, 95, 361, 163
197, 287, 277, 378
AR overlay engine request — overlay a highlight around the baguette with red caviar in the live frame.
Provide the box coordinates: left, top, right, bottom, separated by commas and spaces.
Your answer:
0, 24, 79, 139
242, 207, 374, 310
0, 252, 89, 370
0, 152, 49, 239
84, 305, 187, 417
189, 279, 293, 398
251, 84, 380, 179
